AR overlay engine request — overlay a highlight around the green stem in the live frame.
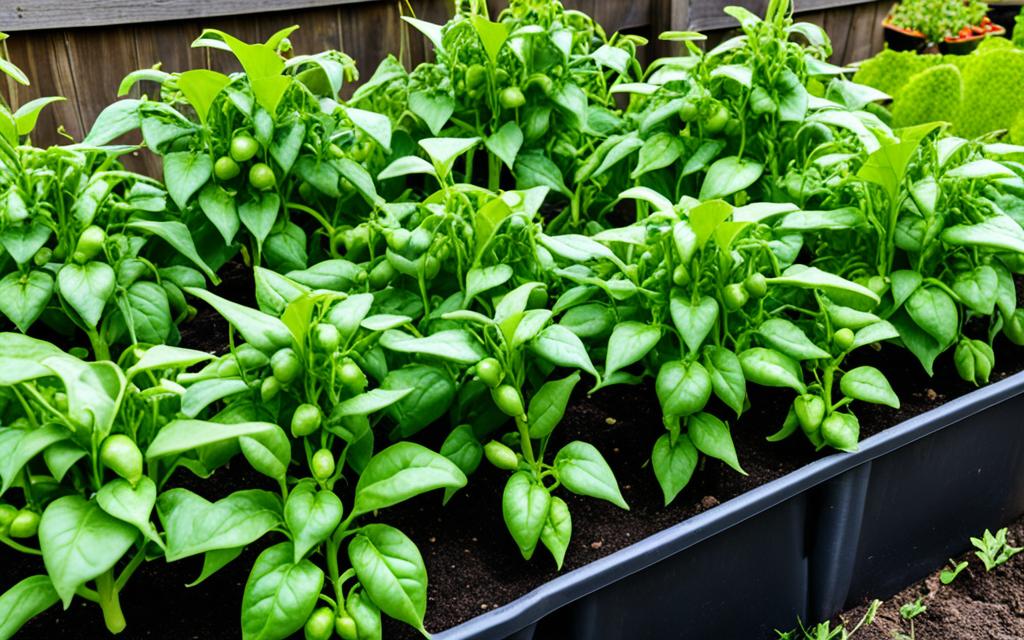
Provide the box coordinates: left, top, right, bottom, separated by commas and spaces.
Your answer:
96, 569, 127, 635
1, 536, 42, 555
86, 327, 111, 362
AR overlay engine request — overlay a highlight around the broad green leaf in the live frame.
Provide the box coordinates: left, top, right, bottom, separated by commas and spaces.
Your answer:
330, 388, 413, 418
952, 265, 997, 315
198, 183, 241, 245
241, 542, 324, 640
157, 488, 281, 561
656, 360, 712, 417
0, 575, 59, 640
346, 106, 392, 151
146, 420, 277, 459
905, 287, 957, 347
699, 156, 763, 200
0, 424, 70, 495
240, 426, 291, 481
840, 366, 900, 408
439, 425, 482, 503
768, 266, 879, 307
704, 345, 746, 416
96, 477, 163, 547
176, 69, 231, 124
554, 441, 627, 509
528, 372, 581, 439
688, 412, 744, 474
756, 318, 829, 360
539, 496, 572, 569
379, 329, 486, 364
485, 121, 524, 171
470, 15, 509, 63
57, 262, 115, 329
419, 137, 479, 179
0, 270, 53, 332
409, 91, 455, 136
605, 321, 661, 376
515, 151, 571, 197
670, 294, 718, 353
239, 192, 281, 250
349, 524, 427, 633
502, 471, 550, 561
942, 216, 1024, 254
81, 99, 141, 145
738, 348, 806, 393
163, 150, 212, 209
778, 207, 864, 231
378, 156, 436, 181
0, 220, 51, 265
185, 287, 293, 354
353, 442, 466, 515
652, 433, 698, 505
187, 547, 244, 588
465, 264, 514, 302
284, 483, 343, 562
39, 496, 137, 606
530, 324, 598, 377
380, 365, 455, 438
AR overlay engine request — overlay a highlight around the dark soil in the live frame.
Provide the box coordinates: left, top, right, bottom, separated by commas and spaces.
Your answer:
838, 517, 1024, 640
5, 276, 1024, 638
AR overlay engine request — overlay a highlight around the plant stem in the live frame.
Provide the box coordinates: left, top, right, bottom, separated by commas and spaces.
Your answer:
96, 569, 127, 634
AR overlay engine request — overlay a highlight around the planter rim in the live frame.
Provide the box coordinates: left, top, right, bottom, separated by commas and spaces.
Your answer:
435, 368, 1024, 639
944, 25, 1007, 42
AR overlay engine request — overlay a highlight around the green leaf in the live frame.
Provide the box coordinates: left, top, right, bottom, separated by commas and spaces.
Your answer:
176, 69, 231, 124
38, 357, 124, 439
157, 488, 281, 561
285, 483, 343, 562
670, 294, 718, 353
379, 329, 486, 364
631, 132, 684, 179
439, 425, 482, 503
81, 99, 141, 145
345, 106, 392, 151
57, 262, 115, 329
738, 348, 806, 393
539, 496, 572, 569
349, 524, 428, 633
353, 442, 467, 516
239, 192, 282, 250
528, 371, 581, 439
485, 121, 524, 171
699, 156, 763, 200
688, 412, 744, 474
515, 150, 571, 197
768, 266, 880, 307
0, 576, 59, 640
470, 15, 509, 64
502, 471, 550, 561
163, 150, 212, 209
652, 433, 698, 506
378, 155, 436, 181
198, 183, 241, 245
96, 476, 163, 547
891, 309, 943, 375
127, 219, 219, 283
656, 360, 712, 417
0, 424, 70, 495
952, 265, 998, 315
852, 321, 900, 349
187, 547, 244, 588
905, 287, 958, 347
241, 542, 324, 640
942, 215, 1024, 254
605, 321, 660, 377
687, 200, 732, 248
465, 264, 514, 302
15, 96, 66, 136
120, 281, 172, 344
185, 287, 293, 354
756, 318, 829, 360
409, 91, 455, 136
0, 220, 51, 265
840, 366, 900, 408
332, 388, 414, 418
704, 345, 746, 416
240, 426, 291, 481
891, 270, 922, 309
530, 324, 598, 377
419, 137, 479, 179
555, 440, 627, 509
380, 365, 455, 438
0, 270, 53, 332
778, 207, 864, 231
40, 496, 137, 606
346, 588, 383, 640
146, 419, 277, 459
269, 119, 305, 173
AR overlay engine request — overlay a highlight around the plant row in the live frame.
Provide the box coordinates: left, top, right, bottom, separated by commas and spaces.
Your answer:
3, 1, 1024, 639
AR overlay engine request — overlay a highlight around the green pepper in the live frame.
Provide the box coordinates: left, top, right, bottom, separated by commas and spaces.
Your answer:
271, 348, 302, 385
704, 104, 729, 134
466, 64, 487, 90
484, 441, 519, 470
526, 73, 553, 96
672, 265, 691, 287
499, 86, 526, 109
743, 272, 768, 298
678, 99, 699, 122
492, 384, 525, 417
955, 339, 994, 385
230, 134, 259, 162
794, 394, 825, 435
214, 156, 241, 181
260, 376, 281, 402
100, 434, 144, 485
749, 86, 777, 115
335, 615, 358, 640
0, 504, 17, 533
313, 323, 341, 353
833, 328, 855, 351
312, 448, 336, 481
368, 260, 397, 289
8, 510, 39, 539
74, 225, 106, 264
475, 358, 503, 388
249, 163, 277, 191
291, 404, 322, 437
339, 360, 367, 394
723, 283, 749, 311
304, 607, 335, 640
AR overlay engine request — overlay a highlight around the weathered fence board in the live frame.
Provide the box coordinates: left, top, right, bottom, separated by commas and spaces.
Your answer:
0, 0, 890, 149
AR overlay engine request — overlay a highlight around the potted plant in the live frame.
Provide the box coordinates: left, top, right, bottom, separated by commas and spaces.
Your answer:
885, 0, 999, 52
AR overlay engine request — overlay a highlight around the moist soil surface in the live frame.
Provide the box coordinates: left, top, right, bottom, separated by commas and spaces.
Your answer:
838, 517, 1024, 640
6, 287, 1024, 638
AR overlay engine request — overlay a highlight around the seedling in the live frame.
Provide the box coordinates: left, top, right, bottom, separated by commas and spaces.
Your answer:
971, 527, 1023, 571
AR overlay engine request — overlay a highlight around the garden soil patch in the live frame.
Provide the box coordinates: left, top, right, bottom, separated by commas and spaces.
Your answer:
839, 517, 1024, 640
7, 321, 1024, 639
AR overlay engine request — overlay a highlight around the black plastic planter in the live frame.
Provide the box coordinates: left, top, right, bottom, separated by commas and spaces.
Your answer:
436, 371, 1024, 640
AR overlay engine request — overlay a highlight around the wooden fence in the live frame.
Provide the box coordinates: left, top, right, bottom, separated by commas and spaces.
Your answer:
0, 0, 891, 150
